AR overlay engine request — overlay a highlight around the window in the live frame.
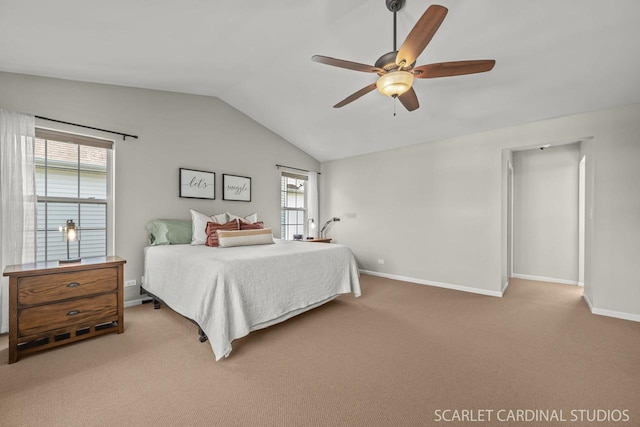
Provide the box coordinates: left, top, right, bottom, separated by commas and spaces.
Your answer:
34, 129, 113, 262
280, 172, 307, 240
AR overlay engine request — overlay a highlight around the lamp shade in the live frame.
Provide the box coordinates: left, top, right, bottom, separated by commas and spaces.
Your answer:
65, 219, 77, 241
376, 71, 414, 97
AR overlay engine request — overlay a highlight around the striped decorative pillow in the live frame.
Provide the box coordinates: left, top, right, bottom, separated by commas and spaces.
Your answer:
205, 219, 239, 247
239, 220, 264, 230
217, 228, 274, 248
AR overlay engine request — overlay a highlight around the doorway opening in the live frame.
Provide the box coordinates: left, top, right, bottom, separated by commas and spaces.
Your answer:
503, 139, 591, 295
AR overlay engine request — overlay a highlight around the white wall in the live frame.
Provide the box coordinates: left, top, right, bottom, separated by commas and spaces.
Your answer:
512, 144, 580, 283
580, 139, 595, 304
322, 135, 506, 296
502, 150, 514, 292
578, 156, 586, 285
321, 104, 640, 319
590, 107, 640, 318
0, 72, 319, 302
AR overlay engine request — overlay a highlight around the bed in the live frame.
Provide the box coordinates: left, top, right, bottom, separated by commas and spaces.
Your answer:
143, 239, 361, 360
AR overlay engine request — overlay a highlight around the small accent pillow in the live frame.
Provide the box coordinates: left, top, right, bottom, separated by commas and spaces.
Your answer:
191, 209, 228, 245
226, 212, 258, 224
239, 220, 264, 230
205, 219, 240, 247
146, 219, 192, 245
217, 228, 274, 248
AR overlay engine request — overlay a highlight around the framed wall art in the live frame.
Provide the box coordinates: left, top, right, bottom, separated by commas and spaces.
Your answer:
223, 174, 251, 202
179, 168, 215, 200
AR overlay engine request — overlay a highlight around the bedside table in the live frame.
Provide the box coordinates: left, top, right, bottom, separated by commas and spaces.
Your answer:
3, 256, 126, 364
305, 238, 332, 243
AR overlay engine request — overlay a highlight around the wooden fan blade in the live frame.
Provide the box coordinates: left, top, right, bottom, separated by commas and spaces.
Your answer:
312, 55, 384, 73
413, 60, 496, 78
333, 83, 378, 108
398, 87, 419, 112
396, 5, 448, 68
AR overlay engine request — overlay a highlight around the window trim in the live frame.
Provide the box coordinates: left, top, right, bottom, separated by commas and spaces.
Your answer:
36, 127, 113, 150
280, 172, 309, 240
35, 127, 115, 261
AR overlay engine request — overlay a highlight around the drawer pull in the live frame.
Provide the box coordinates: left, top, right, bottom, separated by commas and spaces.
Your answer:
67, 310, 81, 316
67, 282, 80, 288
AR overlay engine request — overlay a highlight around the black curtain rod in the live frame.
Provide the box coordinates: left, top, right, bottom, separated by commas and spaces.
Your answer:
276, 164, 321, 175
35, 116, 138, 141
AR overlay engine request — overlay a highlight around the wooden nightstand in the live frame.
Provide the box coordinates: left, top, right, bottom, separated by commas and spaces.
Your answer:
305, 238, 332, 243
3, 256, 126, 364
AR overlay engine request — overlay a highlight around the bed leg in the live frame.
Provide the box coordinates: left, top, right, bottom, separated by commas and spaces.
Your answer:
153, 298, 161, 310
198, 327, 208, 343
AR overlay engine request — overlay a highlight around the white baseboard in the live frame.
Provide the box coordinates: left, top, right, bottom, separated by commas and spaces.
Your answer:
502, 280, 510, 295
578, 281, 584, 287
512, 273, 579, 286
591, 307, 640, 322
583, 294, 640, 322
124, 297, 152, 308
362, 271, 639, 323
360, 270, 502, 298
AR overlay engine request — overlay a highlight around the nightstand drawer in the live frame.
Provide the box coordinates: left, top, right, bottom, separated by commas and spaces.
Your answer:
18, 293, 118, 337
18, 267, 117, 306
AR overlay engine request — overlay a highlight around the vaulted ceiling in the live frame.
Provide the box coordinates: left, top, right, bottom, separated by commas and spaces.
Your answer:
2, 0, 640, 161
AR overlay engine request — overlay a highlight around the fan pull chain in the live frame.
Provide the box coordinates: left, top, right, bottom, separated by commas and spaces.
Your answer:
393, 96, 397, 117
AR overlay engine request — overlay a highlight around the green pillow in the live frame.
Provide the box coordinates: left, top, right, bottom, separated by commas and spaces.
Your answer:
146, 219, 192, 245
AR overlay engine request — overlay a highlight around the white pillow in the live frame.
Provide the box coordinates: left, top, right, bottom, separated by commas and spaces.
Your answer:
226, 212, 258, 224
190, 209, 228, 245
217, 228, 274, 248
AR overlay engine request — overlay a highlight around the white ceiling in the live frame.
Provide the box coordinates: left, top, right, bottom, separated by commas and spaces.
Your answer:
2, 0, 640, 161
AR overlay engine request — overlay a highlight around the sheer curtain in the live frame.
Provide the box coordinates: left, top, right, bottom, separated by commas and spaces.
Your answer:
306, 171, 319, 239
0, 109, 36, 333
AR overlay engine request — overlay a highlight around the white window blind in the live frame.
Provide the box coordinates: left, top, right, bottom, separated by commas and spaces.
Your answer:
34, 128, 113, 262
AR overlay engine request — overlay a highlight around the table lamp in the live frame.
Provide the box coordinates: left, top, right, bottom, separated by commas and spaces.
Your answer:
59, 219, 81, 264
320, 217, 340, 238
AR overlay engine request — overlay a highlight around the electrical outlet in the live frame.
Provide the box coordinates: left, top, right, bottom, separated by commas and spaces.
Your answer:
124, 280, 137, 288
378, 259, 385, 265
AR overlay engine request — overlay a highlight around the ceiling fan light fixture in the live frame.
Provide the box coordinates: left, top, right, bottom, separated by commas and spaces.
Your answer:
376, 71, 414, 97
313, 4, 494, 111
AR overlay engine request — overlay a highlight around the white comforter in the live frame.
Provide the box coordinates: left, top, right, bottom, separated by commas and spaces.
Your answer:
144, 240, 361, 360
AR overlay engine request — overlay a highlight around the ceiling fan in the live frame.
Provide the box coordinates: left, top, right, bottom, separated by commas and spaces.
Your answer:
312, 0, 495, 112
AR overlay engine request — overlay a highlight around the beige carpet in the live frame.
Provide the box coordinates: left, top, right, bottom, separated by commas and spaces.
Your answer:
1, 275, 639, 427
